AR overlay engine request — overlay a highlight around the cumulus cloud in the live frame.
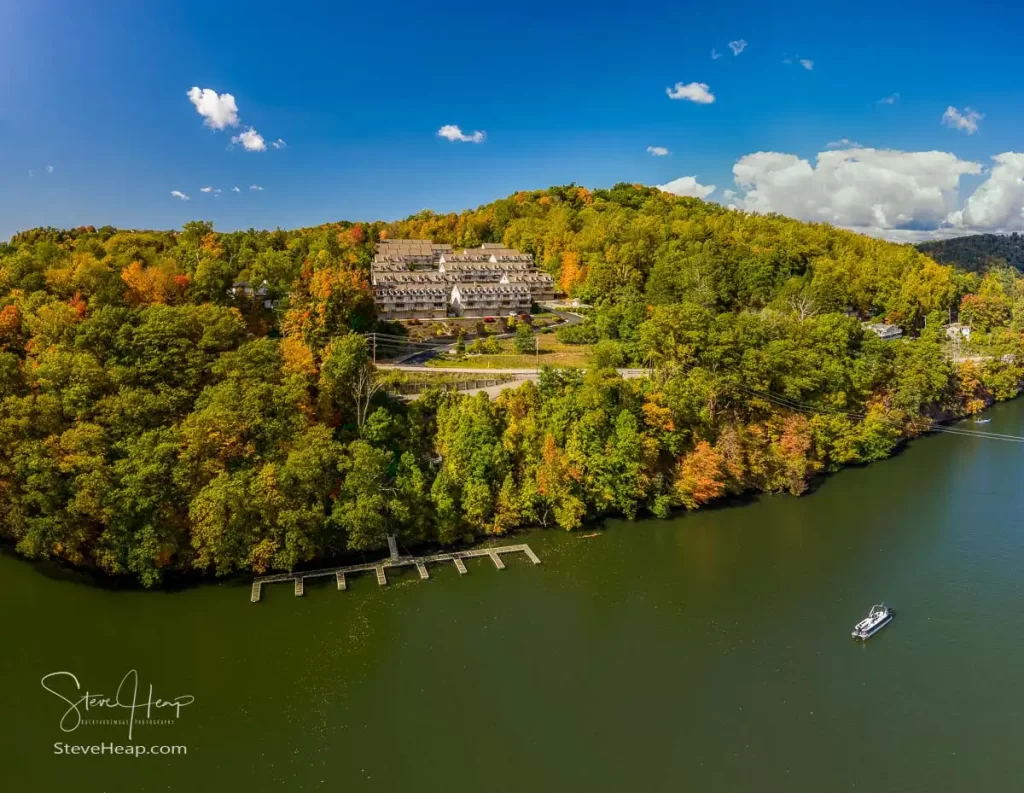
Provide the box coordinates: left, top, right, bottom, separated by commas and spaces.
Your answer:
46, 165, 54, 174
232, 186, 241, 193
647, 146, 669, 156
657, 176, 717, 199
730, 147, 982, 235
666, 82, 715, 104
711, 48, 723, 60
878, 93, 900, 105
954, 153, 1024, 230
728, 40, 747, 56
271, 138, 287, 149
437, 125, 486, 143
170, 190, 190, 201
187, 87, 239, 130
942, 106, 983, 135
249, 184, 263, 191
826, 138, 861, 149
200, 186, 213, 193
799, 59, 814, 70
231, 127, 267, 151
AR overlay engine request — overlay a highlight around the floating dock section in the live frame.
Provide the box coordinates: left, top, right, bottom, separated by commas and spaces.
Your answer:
249, 543, 541, 603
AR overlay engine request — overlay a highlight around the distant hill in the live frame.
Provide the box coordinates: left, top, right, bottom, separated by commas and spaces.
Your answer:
917, 233, 1024, 273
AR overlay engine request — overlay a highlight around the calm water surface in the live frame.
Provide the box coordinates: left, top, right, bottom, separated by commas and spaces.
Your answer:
4, 400, 1024, 792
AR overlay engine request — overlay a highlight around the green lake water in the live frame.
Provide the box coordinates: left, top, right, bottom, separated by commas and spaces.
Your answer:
4, 400, 1024, 792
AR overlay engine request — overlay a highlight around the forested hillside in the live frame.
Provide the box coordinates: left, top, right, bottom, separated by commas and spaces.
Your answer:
917, 232, 1024, 273
3, 184, 1024, 585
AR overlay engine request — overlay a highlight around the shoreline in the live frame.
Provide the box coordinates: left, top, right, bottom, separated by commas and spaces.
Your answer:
2, 390, 1013, 593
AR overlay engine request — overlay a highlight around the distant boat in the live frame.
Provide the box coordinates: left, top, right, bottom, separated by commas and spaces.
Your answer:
852, 603, 894, 640
975, 417, 992, 424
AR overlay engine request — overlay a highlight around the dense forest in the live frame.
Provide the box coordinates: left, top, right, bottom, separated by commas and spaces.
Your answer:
917, 232, 1024, 273
3, 184, 1024, 585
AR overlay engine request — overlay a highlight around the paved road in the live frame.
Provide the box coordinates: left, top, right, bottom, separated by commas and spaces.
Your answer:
388, 366, 650, 400
378, 311, 649, 400
381, 364, 647, 376
376, 309, 585, 366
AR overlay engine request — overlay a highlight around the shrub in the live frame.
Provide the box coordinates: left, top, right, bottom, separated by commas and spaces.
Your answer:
556, 321, 599, 344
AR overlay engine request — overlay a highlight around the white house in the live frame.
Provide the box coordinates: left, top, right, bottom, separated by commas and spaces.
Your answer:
864, 322, 903, 340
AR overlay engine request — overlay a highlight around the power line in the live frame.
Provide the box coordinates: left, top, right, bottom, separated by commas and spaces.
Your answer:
728, 378, 1024, 443
650, 355, 1024, 444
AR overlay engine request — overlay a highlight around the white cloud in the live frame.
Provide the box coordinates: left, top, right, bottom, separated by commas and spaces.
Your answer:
666, 82, 715, 104
657, 176, 717, 199
232, 186, 241, 193
214, 188, 222, 194
200, 186, 213, 193
942, 106, 983, 135
800, 59, 814, 70
249, 184, 263, 191
46, 164, 54, 174
878, 93, 900, 105
730, 147, 982, 235
187, 86, 239, 130
955, 153, 1024, 231
170, 190, 190, 201
728, 40, 747, 56
782, 58, 793, 64
826, 138, 861, 149
647, 146, 670, 156
711, 48, 723, 60
231, 127, 267, 151
437, 125, 486, 143
271, 138, 287, 149
722, 189, 737, 200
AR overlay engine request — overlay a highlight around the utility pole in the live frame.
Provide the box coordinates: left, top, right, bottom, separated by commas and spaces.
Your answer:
535, 334, 539, 374
372, 332, 376, 364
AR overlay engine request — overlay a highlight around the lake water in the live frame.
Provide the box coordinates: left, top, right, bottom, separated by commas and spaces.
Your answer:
4, 400, 1024, 792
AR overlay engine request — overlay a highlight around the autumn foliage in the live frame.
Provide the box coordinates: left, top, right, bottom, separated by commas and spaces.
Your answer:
121, 261, 189, 305
2, 183, 1023, 586
674, 441, 726, 509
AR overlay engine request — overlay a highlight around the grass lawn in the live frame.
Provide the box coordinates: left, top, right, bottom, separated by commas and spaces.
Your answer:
427, 335, 593, 369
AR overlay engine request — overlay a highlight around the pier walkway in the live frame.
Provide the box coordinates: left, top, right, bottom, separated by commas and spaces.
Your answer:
250, 543, 541, 602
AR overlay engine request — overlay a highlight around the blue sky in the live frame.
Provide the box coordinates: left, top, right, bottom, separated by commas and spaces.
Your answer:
2, 0, 1023, 239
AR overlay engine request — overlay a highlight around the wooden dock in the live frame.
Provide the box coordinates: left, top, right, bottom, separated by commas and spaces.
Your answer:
249, 543, 541, 602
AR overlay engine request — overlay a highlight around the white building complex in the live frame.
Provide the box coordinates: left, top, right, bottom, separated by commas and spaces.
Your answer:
371, 239, 555, 320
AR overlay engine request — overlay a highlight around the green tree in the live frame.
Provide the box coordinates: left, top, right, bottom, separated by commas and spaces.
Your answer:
514, 322, 534, 354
